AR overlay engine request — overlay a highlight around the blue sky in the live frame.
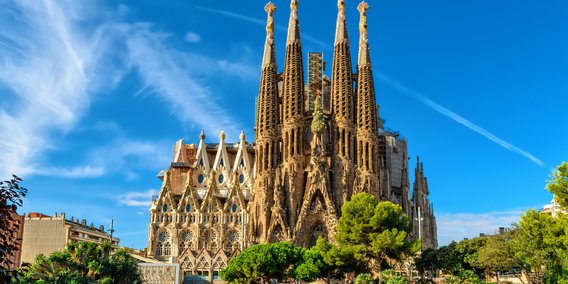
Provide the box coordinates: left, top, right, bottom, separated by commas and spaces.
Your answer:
1, 0, 566, 248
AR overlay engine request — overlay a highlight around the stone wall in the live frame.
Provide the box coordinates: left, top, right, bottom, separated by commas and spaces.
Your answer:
139, 263, 180, 284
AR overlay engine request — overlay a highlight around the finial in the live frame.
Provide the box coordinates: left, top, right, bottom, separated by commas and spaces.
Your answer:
358, 1, 369, 14
265, 2, 276, 35
338, 0, 346, 13
220, 131, 226, 142
290, 0, 298, 12
240, 130, 246, 141
200, 130, 205, 140
358, 1, 369, 36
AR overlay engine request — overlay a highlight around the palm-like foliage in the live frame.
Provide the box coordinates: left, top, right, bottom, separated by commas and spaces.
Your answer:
19, 241, 141, 284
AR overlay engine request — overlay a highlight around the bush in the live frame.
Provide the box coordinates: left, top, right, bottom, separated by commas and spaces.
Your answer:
355, 273, 376, 284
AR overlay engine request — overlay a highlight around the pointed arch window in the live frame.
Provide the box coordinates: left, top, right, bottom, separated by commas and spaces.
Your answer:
180, 231, 194, 253
226, 231, 240, 250
156, 231, 171, 257
199, 159, 204, 167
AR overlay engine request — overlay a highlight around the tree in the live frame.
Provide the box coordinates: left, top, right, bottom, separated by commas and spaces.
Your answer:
510, 210, 563, 284
444, 269, 479, 284
0, 175, 27, 282
18, 241, 142, 284
476, 234, 515, 283
380, 269, 408, 284
546, 162, 568, 209
220, 242, 304, 283
334, 193, 419, 283
414, 248, 439, 278
456, 236, 487, 275
315, 237, 358, 282
292, 246, 326, 282
355, 273, 376, 284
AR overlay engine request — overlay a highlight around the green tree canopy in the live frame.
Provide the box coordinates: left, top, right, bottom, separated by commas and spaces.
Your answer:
510, 209, 564, 283
334, 193, 419, 282
476, 233, 515, 282
18, 241, 141, 284
547, 161, 568, 209
220, 242, 304, 283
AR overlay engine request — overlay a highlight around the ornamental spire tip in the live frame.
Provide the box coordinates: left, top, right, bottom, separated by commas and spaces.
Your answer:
290, 0, 298, 11
265, 2, 276, 35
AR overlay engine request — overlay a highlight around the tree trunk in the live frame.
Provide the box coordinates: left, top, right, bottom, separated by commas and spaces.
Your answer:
377, 261, 382, 284
327, 270, 331, 284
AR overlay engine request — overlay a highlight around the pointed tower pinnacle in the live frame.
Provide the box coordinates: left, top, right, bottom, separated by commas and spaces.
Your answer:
287, 0, 300, 45
331, 0, 355, 155
335, 0, 349, 45
262, 2, 277, 68
355, 1, 381, 199
357, 2, 371, 67
282, 0, 305, 160
356, 1, 378, 133
250, 3, 281, 244
255, 2, 280, 171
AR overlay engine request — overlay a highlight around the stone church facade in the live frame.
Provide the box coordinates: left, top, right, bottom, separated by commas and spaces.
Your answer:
147, 0, 437, 282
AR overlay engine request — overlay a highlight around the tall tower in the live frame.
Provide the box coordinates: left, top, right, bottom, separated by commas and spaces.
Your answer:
412, 157, 438, 249
355, 2, 382, 199
331, 0, 356, 209
250, 2, 280, 242
281, 0, 306, 230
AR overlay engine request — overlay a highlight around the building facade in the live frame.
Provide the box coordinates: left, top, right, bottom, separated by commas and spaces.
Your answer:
147, 0, 438, 281
20, 212, 119, 265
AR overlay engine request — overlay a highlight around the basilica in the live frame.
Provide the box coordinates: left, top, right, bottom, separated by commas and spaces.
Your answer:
147, 0, 437, 281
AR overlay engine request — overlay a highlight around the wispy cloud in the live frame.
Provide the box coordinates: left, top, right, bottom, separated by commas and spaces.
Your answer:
124, 24, 244, 137
117, 189, 159, 207
184, 31, 201, 43
0, 0, 101, 179
378, 74, 545, 167
86, 137, 171, 179
34, 166, 105, 179
437, 208, 526, 245
0, 1, 253, 179
194, 5, 328, 48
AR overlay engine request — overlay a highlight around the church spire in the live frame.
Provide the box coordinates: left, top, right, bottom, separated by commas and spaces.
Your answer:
286, 0, 300, 45
331, 0, 355, 145
255, 2, 280, 171
334, 0, 349, 45
355, 1, 381, 199
330, 0, 356, 209
357, 2, 372, 67
356, 1, 378, 133
262, 2, 277, 68
282, 0, 305, 160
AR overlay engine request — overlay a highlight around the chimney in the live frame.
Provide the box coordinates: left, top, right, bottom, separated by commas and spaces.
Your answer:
61, 212, 65, 219
81, 219, 86, 227
499, 227, 505, 235
99, 225, 104, 232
